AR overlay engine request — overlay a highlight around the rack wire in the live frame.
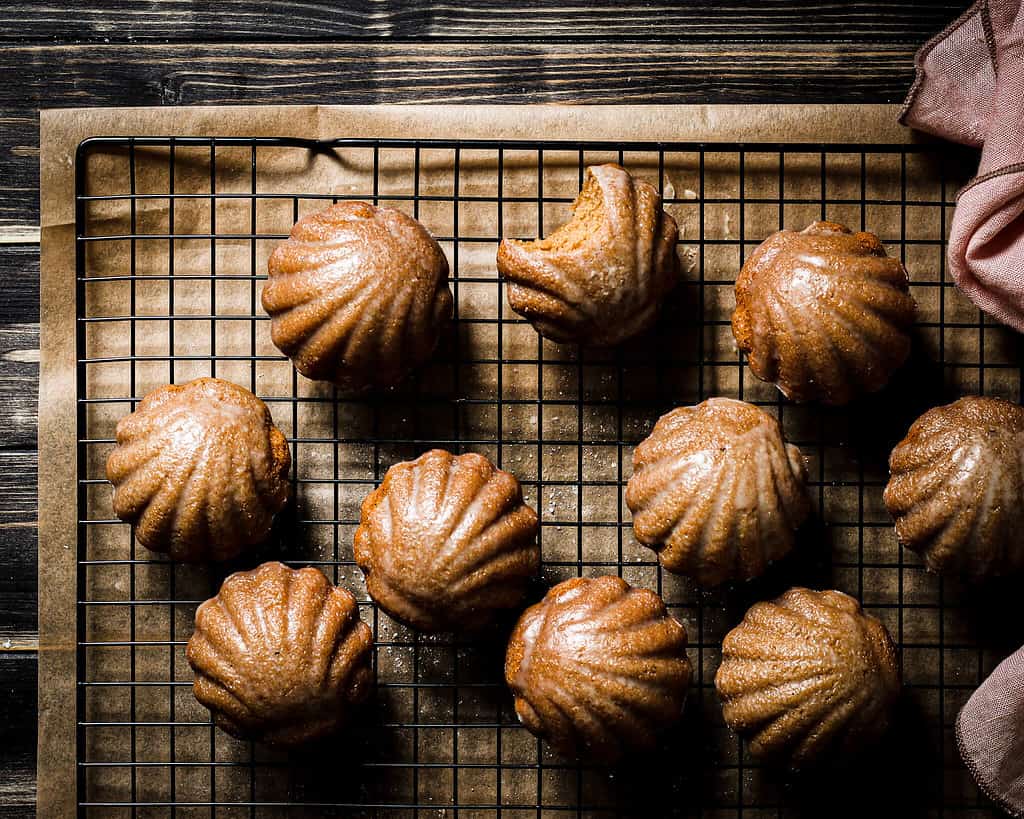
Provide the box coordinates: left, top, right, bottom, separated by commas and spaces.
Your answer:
74, 135, 1019, 817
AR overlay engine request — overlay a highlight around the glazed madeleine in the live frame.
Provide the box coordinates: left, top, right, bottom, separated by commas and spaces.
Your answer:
186, 562, 374, 747
884, 395, 1024, 581
354, 449, 540, 633
626, 398, 810, 586
105, 378, 291, 562
505, 575, 692, 763
731, 221, 917, 406
262, 201, 453, 391
497, 163, 679, 346
716, 587, 899, 767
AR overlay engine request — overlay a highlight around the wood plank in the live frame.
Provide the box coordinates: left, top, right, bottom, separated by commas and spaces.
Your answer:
0, 42, 926, 108
0, 322, 39, 452
2, 41, 921, 230
0, 806, 35, 818
0, 228, 39, 244
0, 246, 39, 325
0, 448, 37, 641
0, 633, 37, 651
0, 246, 40, 453
0, 524, 36, 642
0, 245, 40, 452
0, 452, 37, 652
0, 451, 37, 524
2, 114, 42, 235
0, 1, 964, 43
0, 653, 36, 813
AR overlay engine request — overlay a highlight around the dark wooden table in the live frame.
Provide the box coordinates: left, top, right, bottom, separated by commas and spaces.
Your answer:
0, 2, 970, 814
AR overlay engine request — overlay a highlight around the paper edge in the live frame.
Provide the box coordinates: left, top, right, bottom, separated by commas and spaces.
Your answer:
38, 109, 80, 819
36, 102, 928, 816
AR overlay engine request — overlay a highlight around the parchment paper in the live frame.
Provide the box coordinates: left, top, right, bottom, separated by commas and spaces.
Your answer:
40, 105, 1001, 818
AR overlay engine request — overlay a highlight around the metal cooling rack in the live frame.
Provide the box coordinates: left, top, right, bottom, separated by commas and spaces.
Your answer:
74, 135, 1018, 817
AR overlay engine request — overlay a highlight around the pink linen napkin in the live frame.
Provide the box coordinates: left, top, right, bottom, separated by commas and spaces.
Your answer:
904, 4, 1024, 811
956, 648, 1024, 816
900, 0, 1024, 332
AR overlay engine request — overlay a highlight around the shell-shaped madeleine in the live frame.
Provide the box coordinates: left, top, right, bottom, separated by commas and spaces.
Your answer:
105, 378, 291, 562
505, 575, 692, 763
626, 398, 810, 587
262, 201, 453, 391
354, 449, 540, 632
731, 221, 917, 406
186, 562, 373, 746
884, 395, 1024, 581
716, 587, 899, 767
497, 163, 679, 346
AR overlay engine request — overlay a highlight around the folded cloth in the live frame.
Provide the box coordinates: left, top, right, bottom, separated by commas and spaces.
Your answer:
957, 647, 1024, 816
905, 4, 1024, 810
900, 0, 1024, 332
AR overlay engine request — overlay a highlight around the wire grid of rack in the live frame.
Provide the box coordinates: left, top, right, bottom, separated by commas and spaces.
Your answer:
74, 134, 1020, 817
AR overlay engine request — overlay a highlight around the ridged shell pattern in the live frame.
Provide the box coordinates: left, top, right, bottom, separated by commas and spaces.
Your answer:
716, 587, 900, 767
884, 395, 1024, 581
354, 449, 540, 632
105, 378, 291, 562
262, 201, 453, 391
186, 561, 374, 747
731, 221, 917, 406
497, 163, 679, 346
626, 398, 810, 587
505, 575, 692, 763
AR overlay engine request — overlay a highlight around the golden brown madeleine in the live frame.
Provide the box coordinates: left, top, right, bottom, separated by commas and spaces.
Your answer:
626, 398, 810, 587
497, 163, 679, 346
262, 201, 453, 391
105, 378, 291, 562
731, 221, 916, 406
186, 562, 373, 747
884, 395, 1024, 581
716, 588, 899, 768
505, 575, 692, 763
354, 449, 540, 632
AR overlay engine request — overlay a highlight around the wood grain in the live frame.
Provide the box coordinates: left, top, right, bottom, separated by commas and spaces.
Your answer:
0, 327, 39, 452
0, 523, 37, 643
0, 247, 39, 455
0, 1, 965, 43
1, 42, 923, 231
0, 247, 39, 325
0, 654, 36, 817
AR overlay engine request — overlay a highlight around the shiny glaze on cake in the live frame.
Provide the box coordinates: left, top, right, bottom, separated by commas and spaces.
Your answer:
105, 378, 291, 562
497, 164, 679, 346
354, 449, 540, 632
732, 221, 916, 405
884, 395, 1024, 581
626, 398, 810, 586
186, 561, 374, 746
716, 587, 900, 767
505, 575, 692, 763
263, 201, 453, 391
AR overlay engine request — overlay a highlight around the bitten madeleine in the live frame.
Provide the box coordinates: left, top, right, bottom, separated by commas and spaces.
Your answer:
186, 562, 374, 746
732, 221, 917, 406
716, 588, 900, 768
354, 449, 540, 632
105, 378, 291, 562
497, 163, 679, 346
626, 398, 810, 587
884, 395, 1024, 581
262, 201, 453, 391
505, 575, 692, 763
